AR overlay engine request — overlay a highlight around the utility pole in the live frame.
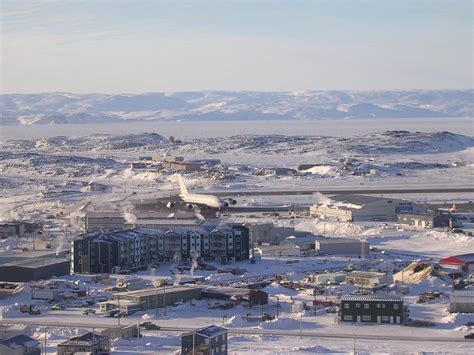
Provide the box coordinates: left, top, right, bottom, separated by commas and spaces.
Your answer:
163, 284, 166, 317
314, 293, 317, 316
192, 330, 196, 355
155, 288, 158, 316
117, 296, 121, 326
44, 328, 47, 355
353, 335, 357, 355
276, 296, 280, 319
136, 318, 140, 349
299, 312, 303, 339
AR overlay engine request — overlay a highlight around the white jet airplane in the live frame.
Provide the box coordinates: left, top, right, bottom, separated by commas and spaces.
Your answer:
177, 174, 236, 209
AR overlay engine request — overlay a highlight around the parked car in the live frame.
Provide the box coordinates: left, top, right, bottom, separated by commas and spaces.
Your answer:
51, 304, 65, 311
465, 333, 474, 340
140, 322, 161, 330
106, 309, 119, 317
83, 309, 96, 315
114, 311, 126, 318
29, 309, 41, 315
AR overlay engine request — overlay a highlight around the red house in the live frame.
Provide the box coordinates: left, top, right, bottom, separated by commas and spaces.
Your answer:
439, 253, 474, 273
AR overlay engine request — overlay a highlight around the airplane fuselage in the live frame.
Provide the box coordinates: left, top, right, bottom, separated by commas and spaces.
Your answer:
179, 193, 225, 208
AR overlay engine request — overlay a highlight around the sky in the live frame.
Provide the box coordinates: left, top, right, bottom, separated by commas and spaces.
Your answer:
1, 0, 472, 93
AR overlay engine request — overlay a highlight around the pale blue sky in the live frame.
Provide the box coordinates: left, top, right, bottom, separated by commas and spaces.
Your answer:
1, 0, 472, 93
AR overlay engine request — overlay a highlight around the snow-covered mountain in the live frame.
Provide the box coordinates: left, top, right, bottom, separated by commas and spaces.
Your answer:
1, 90, 472, 125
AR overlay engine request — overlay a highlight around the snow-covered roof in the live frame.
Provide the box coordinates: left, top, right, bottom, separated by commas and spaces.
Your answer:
58, 332, 109, 347
0, 335, 39, 349
341, 294, 402, 302
183, 325, 227, 339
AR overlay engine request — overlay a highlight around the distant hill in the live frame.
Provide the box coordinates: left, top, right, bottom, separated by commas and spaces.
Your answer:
1, 90, 472, 125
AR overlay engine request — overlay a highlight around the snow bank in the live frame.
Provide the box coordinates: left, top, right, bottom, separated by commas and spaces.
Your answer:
298, 219, 369, 237
291, 345, 336, 353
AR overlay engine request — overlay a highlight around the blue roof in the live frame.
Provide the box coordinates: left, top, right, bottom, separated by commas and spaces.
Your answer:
197, 325, 227, 338
0, 335, 39, 349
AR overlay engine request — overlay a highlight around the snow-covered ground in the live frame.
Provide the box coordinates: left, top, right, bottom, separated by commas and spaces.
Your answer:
1, 126, 473, 353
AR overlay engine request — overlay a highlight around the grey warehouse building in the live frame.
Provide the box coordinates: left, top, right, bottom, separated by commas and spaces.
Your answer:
111, 286, 203, 311
0, 258, 70, 282
397, 212, 452, 229
315, 238, 369, 257
449, 290, 474, 313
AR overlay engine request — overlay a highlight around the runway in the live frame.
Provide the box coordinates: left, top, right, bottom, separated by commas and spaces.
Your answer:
208, 187, 474, 196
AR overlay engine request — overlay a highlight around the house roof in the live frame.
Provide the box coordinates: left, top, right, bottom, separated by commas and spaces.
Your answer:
439, 253, 474, 265
346, 271, 385, 279
341, 294, 402, 302
58, 332, 109, 347
197, 325, 227, 338
183, 325, 227, 339
0, 335, 39, 349
0, 257, 68, 269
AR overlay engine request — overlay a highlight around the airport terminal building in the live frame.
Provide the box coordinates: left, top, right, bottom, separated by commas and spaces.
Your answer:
310, 194, 417, 222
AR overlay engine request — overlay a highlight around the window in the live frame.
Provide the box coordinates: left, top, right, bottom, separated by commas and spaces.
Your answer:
343, 315, 353, 321
382, 316, 389, 322
362, 315, 371, 321
376, 303, 381, 308
382, 304, 385, 309
344, 303, 350, 309
393, 304, 399, 310
364, 303, 369, 309
355, 303, 360, 308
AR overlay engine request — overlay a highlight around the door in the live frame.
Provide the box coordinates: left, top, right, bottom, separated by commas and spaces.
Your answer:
357, 315, 361, 323
377, 316, 381, 323
396, 316, 400, 324
390, 316, 394, 324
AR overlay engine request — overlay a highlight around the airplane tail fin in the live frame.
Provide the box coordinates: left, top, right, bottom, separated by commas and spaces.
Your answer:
177, 174, 188, 195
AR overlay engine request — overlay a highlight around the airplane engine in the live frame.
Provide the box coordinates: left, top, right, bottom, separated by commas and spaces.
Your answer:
186, 203, 194, 210
221, 202, 229, 208
227, 198, 237, 205
166, 202, 175, 208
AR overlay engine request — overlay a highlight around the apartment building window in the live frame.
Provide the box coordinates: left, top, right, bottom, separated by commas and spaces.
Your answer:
343, 315, 353, 321
393, 304, 399, 310
355, 303, 360, 308
382, 316, 389, 322
364, 303, 369, 309
344, 303, 349, 309
362, 315, 371, 321
376, 304, 381, 308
